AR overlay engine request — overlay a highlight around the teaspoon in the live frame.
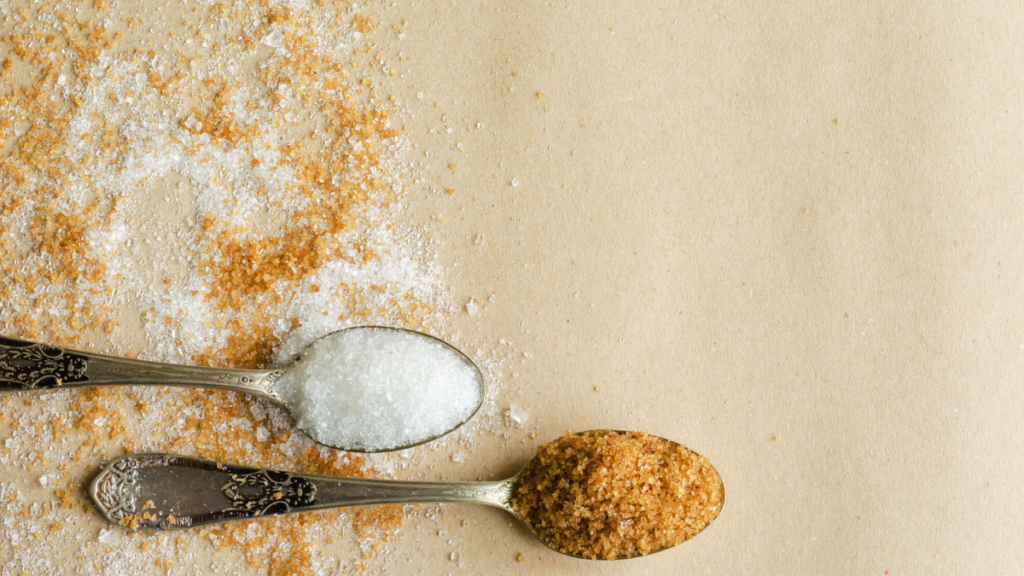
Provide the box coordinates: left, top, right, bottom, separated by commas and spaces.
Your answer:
89, 433, 723, 560
0, 327, 485, 453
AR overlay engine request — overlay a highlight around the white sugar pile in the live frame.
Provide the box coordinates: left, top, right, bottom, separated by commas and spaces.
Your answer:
273, 327, 483, 452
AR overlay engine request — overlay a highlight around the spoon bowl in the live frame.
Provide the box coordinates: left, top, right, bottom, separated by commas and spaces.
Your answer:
0, 326, 485, 453
89, 431, 723, 560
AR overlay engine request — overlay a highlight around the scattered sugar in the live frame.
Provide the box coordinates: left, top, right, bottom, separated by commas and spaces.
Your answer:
0, 0, 520, 572
273, 328, 483, 452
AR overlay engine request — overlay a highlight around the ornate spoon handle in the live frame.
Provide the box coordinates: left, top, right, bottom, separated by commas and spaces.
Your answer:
0, 336, 280, 398
90, 454, 516, 531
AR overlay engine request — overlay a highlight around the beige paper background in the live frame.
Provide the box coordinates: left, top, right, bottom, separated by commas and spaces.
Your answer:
376, 0, 1024, 573
5, 0, 1023, 574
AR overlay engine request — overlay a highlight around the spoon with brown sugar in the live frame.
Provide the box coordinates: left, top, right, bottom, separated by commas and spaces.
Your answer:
90, 430, 724, 560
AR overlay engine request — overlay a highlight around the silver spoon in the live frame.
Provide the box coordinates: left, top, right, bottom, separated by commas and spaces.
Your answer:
89, 434, 723, 560
0, 326, 484, 452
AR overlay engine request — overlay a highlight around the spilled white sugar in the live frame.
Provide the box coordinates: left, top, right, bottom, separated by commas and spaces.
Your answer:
272, 328, 482, 452
508, 403, 530, 425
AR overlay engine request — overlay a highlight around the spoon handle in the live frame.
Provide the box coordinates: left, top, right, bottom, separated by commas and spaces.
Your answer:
90, 453, 514, 531
0, 336, 280, 398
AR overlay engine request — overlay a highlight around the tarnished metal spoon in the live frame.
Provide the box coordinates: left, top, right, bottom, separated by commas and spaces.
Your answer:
89, 434, 723, 560
0, 326, 484, 452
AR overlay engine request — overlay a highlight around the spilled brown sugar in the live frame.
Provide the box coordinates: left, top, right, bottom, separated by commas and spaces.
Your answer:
0, 0, 453, 573
510, 430, 724, 560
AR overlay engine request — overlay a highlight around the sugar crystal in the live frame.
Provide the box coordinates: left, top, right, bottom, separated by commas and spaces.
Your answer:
261, 30, 285, 48
507, 404, 529, 425
249, 403, 267, 421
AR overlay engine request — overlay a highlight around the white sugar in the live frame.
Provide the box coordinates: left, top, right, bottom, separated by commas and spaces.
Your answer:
261, 29, 285, 48
272, 328, 482, 452
507, 404, 529, 425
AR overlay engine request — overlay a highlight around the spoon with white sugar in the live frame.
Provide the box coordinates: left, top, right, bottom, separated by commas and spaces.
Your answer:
0, 327, 484, 452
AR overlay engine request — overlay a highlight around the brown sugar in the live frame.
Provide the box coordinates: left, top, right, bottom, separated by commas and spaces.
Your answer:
510, 430, 724, 560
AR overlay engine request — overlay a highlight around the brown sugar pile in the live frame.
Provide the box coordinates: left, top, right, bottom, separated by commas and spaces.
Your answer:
510, 430, 724, 560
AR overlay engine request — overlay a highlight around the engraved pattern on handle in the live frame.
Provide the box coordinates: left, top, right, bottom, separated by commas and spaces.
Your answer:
90, 454, 319, 530
0, 335, 281, 399
92, 455, 141, 522
221, 470, 317, 515
0, 337, 90, 390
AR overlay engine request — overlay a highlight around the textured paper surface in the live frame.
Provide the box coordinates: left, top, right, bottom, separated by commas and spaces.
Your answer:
393, 1, 1024, 573
7, 1, 1024, 573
